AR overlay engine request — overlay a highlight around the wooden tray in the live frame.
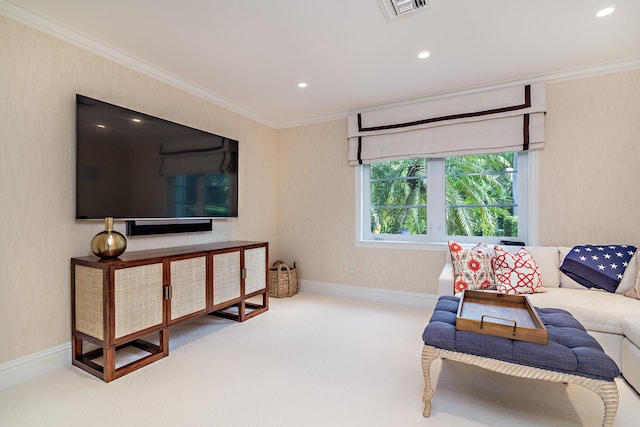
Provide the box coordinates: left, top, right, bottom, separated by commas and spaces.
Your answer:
456, 290, 548, 344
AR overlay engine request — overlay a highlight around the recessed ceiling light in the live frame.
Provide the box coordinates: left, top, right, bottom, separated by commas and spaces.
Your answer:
132, 118, 141, 123
596, 7, 615, 18
97, 124, 105, 128
297, 82, 308, 88
418, 51, 431, 59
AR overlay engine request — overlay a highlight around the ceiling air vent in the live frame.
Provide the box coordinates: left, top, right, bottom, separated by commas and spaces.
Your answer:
378, 0, 432, 21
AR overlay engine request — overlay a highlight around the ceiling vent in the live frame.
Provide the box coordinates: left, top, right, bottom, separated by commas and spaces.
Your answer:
378, 0, 432, 21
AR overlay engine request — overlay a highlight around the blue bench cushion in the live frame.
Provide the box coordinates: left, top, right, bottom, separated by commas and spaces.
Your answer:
423, 296, 620, 381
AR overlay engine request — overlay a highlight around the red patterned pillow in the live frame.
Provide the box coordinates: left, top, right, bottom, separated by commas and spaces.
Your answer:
492, 246, 546, 294
471, 242, 493, 257
448, 241, 495, 293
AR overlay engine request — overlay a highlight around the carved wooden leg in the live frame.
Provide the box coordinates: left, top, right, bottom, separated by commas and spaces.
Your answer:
597, 382, 619, 427
421, 345, 438, 417
571, 376, 618, 427
419, 344, 619, 425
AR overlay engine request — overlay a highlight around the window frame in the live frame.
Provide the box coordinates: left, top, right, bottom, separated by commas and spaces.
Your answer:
355, 151, 538, 250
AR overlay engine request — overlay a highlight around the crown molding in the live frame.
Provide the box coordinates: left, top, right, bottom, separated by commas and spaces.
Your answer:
2, 0, 640, 130
0, 0, 279, 129
542, 57, 640, 84
348, 57, 640, 117
266, 57, 640, 129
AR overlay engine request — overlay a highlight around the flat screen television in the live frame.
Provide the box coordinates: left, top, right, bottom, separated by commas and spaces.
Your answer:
76, 94, 238, 220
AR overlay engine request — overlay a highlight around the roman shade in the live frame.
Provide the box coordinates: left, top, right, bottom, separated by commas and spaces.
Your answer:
348, 83, 546, 165
159, 138, 234, 176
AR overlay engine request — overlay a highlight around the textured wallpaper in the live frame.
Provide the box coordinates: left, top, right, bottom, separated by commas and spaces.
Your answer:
275, 71, 640, 297
0, 16, 278, 363
2, 13, 639, 365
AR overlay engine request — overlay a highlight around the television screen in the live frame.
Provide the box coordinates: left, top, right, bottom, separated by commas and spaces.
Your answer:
76, 95, 238, 220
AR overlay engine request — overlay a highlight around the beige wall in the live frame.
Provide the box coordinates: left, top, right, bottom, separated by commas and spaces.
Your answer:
0, 17, 278, 363
540, 70, 640, 245
2, 14, 640, 365
276, 121, 446, 294
276, 69, 640, 296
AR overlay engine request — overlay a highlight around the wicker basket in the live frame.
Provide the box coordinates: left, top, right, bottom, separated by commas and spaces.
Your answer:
268, 261, 298, 298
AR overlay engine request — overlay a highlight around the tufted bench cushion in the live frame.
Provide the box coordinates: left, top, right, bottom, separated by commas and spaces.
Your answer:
423, 296, 620, 381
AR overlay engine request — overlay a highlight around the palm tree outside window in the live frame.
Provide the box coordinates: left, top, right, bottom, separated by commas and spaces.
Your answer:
364, 152, 527, 244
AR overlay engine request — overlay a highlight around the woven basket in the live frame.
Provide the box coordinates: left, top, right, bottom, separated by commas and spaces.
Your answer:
269, 261, 298, 298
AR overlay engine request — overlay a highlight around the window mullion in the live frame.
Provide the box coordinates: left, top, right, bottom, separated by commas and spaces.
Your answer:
360, 165, 371, 240
518, 151, 531, 243
427, 158, 446, 241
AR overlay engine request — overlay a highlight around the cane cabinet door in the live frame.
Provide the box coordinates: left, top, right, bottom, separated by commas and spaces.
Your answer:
212, 250, 241, 306
168, 255, 207, 322
244, 246, 267, 295
113, 262, 164, 342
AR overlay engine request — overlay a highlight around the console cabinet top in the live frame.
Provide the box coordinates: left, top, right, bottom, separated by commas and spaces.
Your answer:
72, 240, 267, 264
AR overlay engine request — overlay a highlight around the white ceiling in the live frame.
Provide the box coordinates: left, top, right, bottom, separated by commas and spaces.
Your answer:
3, 0, 640, 128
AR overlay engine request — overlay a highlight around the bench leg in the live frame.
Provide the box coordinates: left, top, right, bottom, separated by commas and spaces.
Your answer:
420, 345, 619, 426
572, 375, 619, 427
421, 345, 438, 417
595, 381, 619, 427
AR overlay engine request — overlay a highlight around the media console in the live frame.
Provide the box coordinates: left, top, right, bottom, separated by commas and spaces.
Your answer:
71, 241, 268, 382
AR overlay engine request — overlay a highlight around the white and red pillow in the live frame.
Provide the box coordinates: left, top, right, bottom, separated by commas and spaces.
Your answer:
492, 246, 546, 294
448, 241, 495, 293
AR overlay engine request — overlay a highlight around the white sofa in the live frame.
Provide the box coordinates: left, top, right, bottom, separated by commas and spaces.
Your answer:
438, 246, 640, 392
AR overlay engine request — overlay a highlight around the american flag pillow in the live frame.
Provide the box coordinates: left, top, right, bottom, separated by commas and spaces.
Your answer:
560, 245, 637, 293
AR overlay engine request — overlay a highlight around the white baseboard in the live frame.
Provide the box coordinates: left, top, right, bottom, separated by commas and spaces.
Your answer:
0, 282, 437, 391
0, 342, 71, 391
299, 279, 439, 309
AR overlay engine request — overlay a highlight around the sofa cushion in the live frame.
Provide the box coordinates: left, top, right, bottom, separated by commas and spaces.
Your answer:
526, 288, 640, 335
492, 246, 546, 294
448, 241, 495, 292
524, 246, 561, 288
624, 271, 640, 299
622, 339, 640, 393
455, 245, 560, 287
623, 318, 640, 347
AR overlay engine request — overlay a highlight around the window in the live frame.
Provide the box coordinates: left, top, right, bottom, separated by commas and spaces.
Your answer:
369, 158, 428, 236
360, 152, 530, 245
168, 174, 232, 217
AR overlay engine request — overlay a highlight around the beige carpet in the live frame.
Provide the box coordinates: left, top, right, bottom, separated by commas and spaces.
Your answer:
0, 293, 638, 426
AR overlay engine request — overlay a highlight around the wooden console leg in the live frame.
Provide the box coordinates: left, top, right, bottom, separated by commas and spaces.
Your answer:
421, 345, 438, 417
104, 346, 116, 382
72, 336, 83, 361
160, 328, 169, 357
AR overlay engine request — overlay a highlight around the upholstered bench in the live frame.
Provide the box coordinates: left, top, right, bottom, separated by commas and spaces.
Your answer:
421, 296, 621, 427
